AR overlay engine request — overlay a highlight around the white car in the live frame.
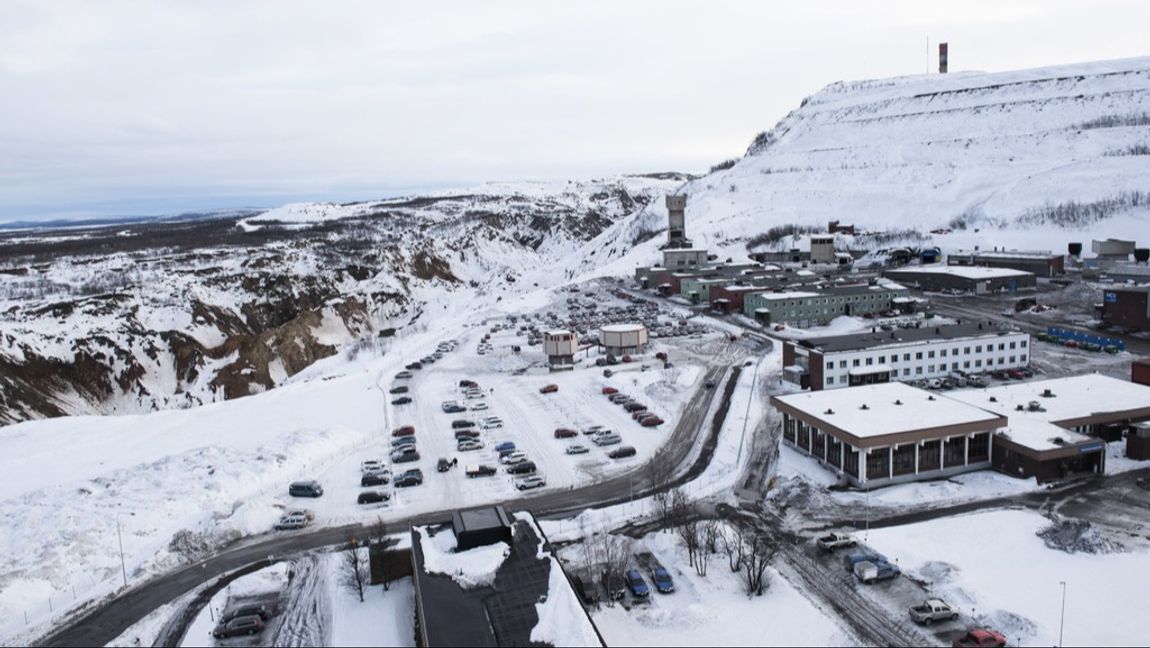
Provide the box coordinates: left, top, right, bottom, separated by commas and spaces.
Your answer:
458, 440, 484, 452
470, 401, 489, 411
360, 460, 386, 474
582, 425, 607, 436
482, 420, 504, 430
515, 475, 546, 490
565, 444, 590, 455
274, 513, 311, 531
592, 433, 622, 446
500, 451, 528, 465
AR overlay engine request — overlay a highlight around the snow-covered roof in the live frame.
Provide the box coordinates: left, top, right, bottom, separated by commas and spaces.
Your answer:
771, 382, 1004, 442
544, 329, 572, 337
600, 324, 645, 333
888, 266, 1033, 280
954, 249, 1059, 260
848, 364, 892, 376
752, 291, 821, 301
946, 374, 1150, 428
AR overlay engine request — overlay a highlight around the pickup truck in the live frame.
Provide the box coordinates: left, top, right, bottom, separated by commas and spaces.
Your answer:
853, 560, 901, 584
815, 532, 856, 552
908, 599, 959, 625
465, 464, 497, 478
952, 629, 1007, 647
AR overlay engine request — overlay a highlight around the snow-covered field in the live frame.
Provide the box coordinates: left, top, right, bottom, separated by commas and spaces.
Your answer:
865, 509, 1150, 647
0, 291, 707, 644
576, 530, 852, 647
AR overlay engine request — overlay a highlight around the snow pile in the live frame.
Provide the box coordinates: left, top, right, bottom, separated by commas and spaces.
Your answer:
531, 555, 602, 647
416, 527, 509, 589
1036, 517, 1121, 554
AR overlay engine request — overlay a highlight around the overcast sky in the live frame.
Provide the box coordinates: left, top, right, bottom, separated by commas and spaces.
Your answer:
2, 1, 1148, 222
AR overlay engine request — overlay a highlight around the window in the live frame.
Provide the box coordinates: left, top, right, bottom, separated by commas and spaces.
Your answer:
975, 360, 982, 368
878, 355, 886, 364
940, 349, 947, 357
928, 350, 935, 359
963, 361, 970, 368
827, 361, 834, 370
915, 367, 923, 375
903, 368, 911, 376
1009, 355, 1016, 363
964, 346, 971, 354
998, 343, 1005, 351
839, 360, 847, 369
1021, 354, 1027, 362
903, 353, 911, 361
915, 352, 923, 360
1021, 340, 1028, 348
986, 358, 994, 366
951, 362, 959, 370
826, 376, 834, 385
1009, 342, 1016, 349
852, 359, 860, 367
975, 345, 983, 353
865, 357, 874, 366
928, 365, 935, 372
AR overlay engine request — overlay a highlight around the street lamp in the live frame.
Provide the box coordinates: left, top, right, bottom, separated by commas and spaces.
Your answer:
115, 511, 134, 589
1058, 580, 1067, 648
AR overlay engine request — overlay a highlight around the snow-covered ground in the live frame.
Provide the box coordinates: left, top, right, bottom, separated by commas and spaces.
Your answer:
323, 555, 415, 648
865, 509, 1150, 647
574, 529, 853, 647
181, 563, 291, 647
0, 289, 707, 644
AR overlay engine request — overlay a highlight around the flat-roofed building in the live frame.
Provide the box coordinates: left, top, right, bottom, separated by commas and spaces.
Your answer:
744, 283, 907, 327
771, 382, 1005, 487
784, 322, 1031, 390
948, 249, 1065, 277
883, 265, 1036, 293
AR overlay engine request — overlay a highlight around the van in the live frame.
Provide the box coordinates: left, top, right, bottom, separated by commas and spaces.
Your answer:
288, 481, 324, 498
592, 433, 622, 446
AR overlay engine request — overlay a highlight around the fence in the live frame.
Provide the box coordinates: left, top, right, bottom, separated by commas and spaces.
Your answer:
1045, 326, 1126, 351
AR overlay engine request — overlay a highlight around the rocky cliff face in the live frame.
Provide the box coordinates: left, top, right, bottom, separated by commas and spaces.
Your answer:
0, 175, 680, 424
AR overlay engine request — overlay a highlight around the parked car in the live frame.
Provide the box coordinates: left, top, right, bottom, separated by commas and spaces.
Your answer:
583, 424, 608, 435
391, 447, 420, 463
554, 427, 578, 439
391, 396, 412, 405
506, 461, 537, 475
842, 550, 881, 572
274, 512, 311, 531
500, 450, 528, 465
357, 490, 390, 505
566, 444, 590, 455
391, 425, 416, 437
515, 475, 546, 490
593, 432, 623, 446
494, 441, 516, 453
470, 402, 489, 411
360, 472, 390, 487
952, 629, 1007, 648
624, 569, 650, 598
459, 379, 478, 388
601, 572, 625, 600
481, 419, 504, 430
404, 362, 422, 370
539, 384, 559, 394
442, 402, 467, 413
288, 480, 323, 498
572, 574, 600, 606
601, 386, 619, 395
452, 420, 475, 429
639, 416, 664, 427
853, 560, 901, 584
395, 469, 424, 487
815, 533, 856, 552
909, 599, 959, 625
651, 566, 675, 594
466, 464, 497, 478
221, 604, 271, 623
395, 370, 413, 379
454, 429, 481, 439
389, 385, 409, 394
603, 369, 614, 377
458, 439, 484, 452
436, 457, 454, 472
360, 459, 386, 473
391, 436, 417, 448
608, 445, 637, 459
608, 394, 630, 404
212, 615, 265, 638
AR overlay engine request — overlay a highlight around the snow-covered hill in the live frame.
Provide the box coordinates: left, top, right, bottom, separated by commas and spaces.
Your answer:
0, 176, 683, 424
566, 56, 1150, 278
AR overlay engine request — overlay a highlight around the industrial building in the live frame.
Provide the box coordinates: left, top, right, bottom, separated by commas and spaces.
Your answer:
883, 266, 1036, 294
947, 374, 1150, 482
771, 382, 1005, 487
1092, 238, 1137, 260
948, 249, 1065, 277
1099, 286, 1150, 331
411, 506, 603, 647
783, 322, 1031, 390
809, 235, 835, 264
543, 330, 578, 367
1134, 357, 1150, 387
661, 248, 710, 270
772, 375, 1150, 487
664, 194, 691, 249
744, 283, 908, 327
599, 324, 647, 355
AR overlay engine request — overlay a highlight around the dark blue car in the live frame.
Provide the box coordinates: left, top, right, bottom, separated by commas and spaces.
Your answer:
624, 569, 649, 598
651, 567, 675, 593
494, 441, 516, 453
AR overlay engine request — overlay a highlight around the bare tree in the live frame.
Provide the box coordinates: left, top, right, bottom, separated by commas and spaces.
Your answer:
719, 526, 745, 573
693, 523, 710, 577
370, 517, 393, 591
340, 535, 369, 603
676, 517, 700, 568
703, 520, 720, 555
647, 461, 675, 529
738, 527, 776, 597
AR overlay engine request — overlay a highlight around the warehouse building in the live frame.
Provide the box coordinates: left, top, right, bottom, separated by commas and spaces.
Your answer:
744, 283, 908, 327
772, 375, 1150, 487
1098, 285, 1150, 331
783, 322, 1031, 390
771, 382, 1005, 487
1134, 357, 1150, 387
948, 249, 1065, 277
661, 248, 710, 270
599, 324, 648, 355
883, 266, 1036, 294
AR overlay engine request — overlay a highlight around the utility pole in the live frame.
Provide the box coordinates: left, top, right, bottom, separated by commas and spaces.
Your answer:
116, 513, 127, 589
1059, 580, 1067, 647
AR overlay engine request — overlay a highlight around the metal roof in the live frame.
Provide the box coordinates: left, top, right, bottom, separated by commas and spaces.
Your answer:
795, 322, 1021, 353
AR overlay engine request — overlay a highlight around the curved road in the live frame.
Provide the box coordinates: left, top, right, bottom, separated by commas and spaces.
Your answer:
37, 362, 735, 647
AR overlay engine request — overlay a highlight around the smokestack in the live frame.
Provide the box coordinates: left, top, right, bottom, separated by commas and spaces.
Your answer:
938, 43, 949, 74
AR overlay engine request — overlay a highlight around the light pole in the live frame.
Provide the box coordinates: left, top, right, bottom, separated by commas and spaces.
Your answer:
116, 512, 128, 589
1058, 580, 1067, 648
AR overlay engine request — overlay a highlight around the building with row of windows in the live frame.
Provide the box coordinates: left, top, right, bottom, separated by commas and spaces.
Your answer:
771, 374, 1150, 487
782, 322, 1030, 390
744, 283, 908, 327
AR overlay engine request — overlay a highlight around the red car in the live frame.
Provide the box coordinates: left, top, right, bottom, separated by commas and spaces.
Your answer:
539, 384, 559, 394
640, 416, 664, 427
392, 425, 415, 437
601, 386, 619, 395
554, 428, 578, 439
654, 352, 667, 361
952, 629, 1007, 648
621, 355, 633, 363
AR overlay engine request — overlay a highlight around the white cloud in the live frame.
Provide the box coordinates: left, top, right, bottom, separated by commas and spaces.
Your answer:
1, 0, 1148, 220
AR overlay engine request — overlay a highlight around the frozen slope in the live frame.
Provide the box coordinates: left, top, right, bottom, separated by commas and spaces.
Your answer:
566, 57, 1150, 278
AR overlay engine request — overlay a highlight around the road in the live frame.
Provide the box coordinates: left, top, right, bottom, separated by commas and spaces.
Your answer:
37, 362, 734, 647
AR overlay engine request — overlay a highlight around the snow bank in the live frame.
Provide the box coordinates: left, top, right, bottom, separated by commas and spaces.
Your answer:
416, 527, 509, 589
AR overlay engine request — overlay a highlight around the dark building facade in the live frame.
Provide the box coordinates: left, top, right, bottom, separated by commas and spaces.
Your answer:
1100, 286, 1150, 331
